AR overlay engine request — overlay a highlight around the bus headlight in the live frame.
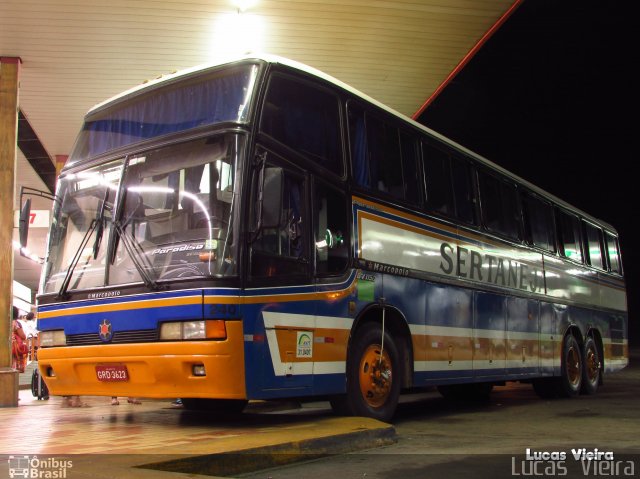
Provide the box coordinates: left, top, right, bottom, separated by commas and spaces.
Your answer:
39, 330, 67, 347
183, 321, 206, 340
160, 320, 226, 340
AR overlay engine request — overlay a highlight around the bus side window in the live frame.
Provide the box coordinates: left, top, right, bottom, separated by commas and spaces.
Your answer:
423, 143, 454, 217
450, 157, 476, 224
348, 104, 369, 189
605, 231, 622, 274
522, 192, 556, 252
251, 163, 308, 278
314, 181, 349, 274
478, 171, 520, 240
348, 102, 422, 205
366, 115, 403, 198
400, 130, 421, 205
583, 221, 605, 270
260, 74, 342, 176
348, 103, 409, 202
557, 210, 583, 263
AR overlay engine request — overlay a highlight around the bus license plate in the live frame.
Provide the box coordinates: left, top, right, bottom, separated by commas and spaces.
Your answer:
96, 364, 129, 382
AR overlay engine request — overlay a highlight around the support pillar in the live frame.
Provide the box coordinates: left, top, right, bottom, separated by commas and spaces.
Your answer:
0, 56, 21, 407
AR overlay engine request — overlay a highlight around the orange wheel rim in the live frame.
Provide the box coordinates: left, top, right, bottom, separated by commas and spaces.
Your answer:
566, 345, 581, 386
585, 346, 599, 383
359, 344, 392, 408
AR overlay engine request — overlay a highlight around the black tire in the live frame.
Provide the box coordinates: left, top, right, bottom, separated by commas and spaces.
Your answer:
181, 398, 248, 413
557, 334, 583, 397
581, 336, 601, 395
31, 366, 49, 400
344, 322, 401, 422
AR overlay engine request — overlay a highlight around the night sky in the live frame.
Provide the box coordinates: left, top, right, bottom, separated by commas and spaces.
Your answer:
417, 0, 638, 345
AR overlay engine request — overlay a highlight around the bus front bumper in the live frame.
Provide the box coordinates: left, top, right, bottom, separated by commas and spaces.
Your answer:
36, 321, 246, 399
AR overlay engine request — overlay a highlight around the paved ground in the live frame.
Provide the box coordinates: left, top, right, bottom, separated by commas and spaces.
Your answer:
241, 348, 640, 479
1, 349, 638, 479
0, 392, 393, 478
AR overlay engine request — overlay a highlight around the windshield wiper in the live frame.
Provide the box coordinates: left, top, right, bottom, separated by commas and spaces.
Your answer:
112, 219, 159, 290
56, 218, 99, 299
92, 188, 110, 259
57, 189, 110, 299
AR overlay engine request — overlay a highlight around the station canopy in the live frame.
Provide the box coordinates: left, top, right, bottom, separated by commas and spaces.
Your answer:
1, 0, 520, 291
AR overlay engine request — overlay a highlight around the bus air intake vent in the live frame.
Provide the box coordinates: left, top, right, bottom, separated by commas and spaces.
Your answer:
66, 330, 159, 346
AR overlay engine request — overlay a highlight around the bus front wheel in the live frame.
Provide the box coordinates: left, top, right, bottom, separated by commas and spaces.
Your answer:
342, 322, 401, 423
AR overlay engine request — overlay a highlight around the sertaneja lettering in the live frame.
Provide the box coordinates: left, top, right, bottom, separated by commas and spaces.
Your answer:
439, 242, 540, 293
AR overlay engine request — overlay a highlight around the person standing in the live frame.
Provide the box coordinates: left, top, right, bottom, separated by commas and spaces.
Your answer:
11, 306, 27, 373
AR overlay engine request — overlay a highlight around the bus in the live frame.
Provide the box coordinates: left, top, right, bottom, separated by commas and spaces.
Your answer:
24, 54, 628, 422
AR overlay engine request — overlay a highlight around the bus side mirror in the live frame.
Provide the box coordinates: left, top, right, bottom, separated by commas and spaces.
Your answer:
261, 167, 283, 229
19, 198, 32, 248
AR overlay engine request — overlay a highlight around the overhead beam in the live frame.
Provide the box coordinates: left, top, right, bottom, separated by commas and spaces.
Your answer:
18, 109, 57, 193
413, 0, 524, 119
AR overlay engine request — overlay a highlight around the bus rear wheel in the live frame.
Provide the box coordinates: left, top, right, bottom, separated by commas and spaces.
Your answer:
342, 322, 401, 422
581, 336, 600, 395
558, 334, 583, 397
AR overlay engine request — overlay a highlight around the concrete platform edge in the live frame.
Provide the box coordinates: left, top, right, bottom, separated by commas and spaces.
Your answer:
138, 421, 397, 477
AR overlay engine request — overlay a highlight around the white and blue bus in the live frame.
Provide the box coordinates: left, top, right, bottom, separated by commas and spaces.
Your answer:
27, 55, 627, 421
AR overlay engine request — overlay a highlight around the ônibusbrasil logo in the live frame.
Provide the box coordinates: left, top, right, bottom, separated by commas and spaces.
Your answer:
8, 456, 73, 478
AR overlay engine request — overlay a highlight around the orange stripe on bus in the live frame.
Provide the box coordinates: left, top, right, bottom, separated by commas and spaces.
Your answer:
38, 295, 202, 319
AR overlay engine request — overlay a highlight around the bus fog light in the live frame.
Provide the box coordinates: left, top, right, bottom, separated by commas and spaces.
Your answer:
46, 367, 55, 377
192, 364, 206, 376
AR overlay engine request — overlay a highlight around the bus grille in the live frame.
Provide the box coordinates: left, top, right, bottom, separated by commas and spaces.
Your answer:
65, 330, 158, 346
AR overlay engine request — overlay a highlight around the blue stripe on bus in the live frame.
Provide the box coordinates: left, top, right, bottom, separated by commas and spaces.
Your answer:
38, 288, 203, 313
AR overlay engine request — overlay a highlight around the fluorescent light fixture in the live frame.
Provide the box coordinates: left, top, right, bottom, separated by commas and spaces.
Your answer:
210, 11, 265, 62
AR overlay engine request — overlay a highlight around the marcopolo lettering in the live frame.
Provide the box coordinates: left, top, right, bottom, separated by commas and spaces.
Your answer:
439, 242, 541, 293
88, 290, 121, 299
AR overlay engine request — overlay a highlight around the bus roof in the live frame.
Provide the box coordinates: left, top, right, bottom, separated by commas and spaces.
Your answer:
84, 54, 617, 233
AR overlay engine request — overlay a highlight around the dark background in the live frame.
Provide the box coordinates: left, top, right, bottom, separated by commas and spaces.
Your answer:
417, 0, 638, 346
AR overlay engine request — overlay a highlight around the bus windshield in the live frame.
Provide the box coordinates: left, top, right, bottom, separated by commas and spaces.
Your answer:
42, 134, 244, 294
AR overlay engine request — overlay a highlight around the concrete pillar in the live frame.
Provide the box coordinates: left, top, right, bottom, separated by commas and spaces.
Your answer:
0, 56, 21, 407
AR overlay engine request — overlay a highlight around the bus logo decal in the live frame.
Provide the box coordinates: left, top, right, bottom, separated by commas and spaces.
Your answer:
296, 332, 313, 358
98, 319, 113, 342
